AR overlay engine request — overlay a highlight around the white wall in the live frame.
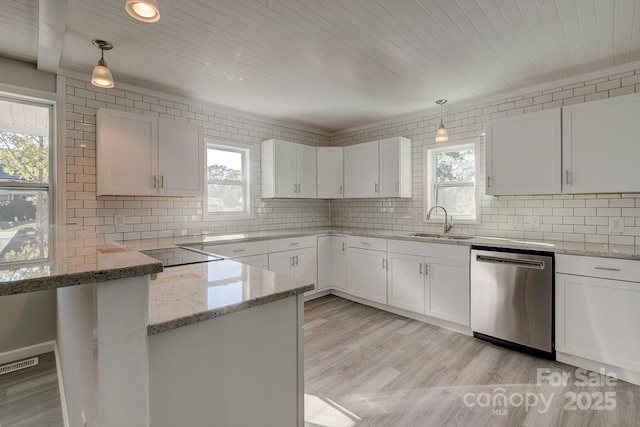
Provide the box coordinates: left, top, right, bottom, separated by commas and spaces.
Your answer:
330, 65, 640, 245
0, 57, 56, 93
63, 77, 331, 240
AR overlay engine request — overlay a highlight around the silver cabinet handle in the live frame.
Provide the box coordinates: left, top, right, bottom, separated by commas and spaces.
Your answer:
290, 242, 300, 246
419, 262, 423, 275
297, 184, 301, 193
342, 242, 346, 251
382, 258, 385, 269
360, 241, 370, 246
425, 263, 428, 275
232, 249, 246, 253
339, 184, 343, 195
295, 255, 299, 266
375, 182, 379, 192
565, 170, 571, 185
293, 183, 297, 193
291, 256, 295, 266
595, 266, 620, 272
161, 175, 164, 189
153, 175, 157, 188
487, 175, 491, 188
395, 181, 399, 191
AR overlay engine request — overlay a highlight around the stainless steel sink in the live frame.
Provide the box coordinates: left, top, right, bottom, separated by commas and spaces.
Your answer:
408, 233, 474, 240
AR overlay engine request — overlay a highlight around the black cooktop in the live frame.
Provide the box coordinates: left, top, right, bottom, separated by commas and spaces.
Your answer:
140, 246, 225, 267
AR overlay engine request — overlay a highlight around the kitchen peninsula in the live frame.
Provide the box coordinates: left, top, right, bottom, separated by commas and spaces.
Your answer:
0, 226, 312, 427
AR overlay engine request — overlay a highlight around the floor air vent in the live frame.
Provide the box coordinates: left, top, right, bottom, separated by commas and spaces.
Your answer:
0, 356, 39, 376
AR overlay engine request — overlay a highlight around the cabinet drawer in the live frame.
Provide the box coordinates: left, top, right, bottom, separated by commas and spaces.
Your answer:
268, 235, 316, 253
347, 236, 387, 252
203, 241, 269, 258
388, 239, 469, 261
556, 254, 640, 282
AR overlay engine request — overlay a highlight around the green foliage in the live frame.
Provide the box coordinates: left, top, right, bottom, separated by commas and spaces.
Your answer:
435, 149, 475, 183
0, 132, 49, 183
207, 164, 241, 181
0, 198, 36, 226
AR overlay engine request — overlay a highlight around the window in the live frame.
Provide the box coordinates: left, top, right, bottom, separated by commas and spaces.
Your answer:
425, 141, 478, 222
0, 95, 54, 263
206, 143, 250, 217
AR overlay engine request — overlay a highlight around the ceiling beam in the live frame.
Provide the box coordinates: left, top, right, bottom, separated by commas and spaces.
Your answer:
37, 0, 70, 73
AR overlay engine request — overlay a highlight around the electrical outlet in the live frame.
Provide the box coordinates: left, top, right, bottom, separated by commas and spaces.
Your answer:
114, 213, 125, 227
609, 217, 624, 233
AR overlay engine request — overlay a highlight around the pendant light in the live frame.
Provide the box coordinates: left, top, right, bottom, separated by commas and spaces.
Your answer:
125, 0, 160, 22
91, 40, 115, 89
435, 99, 449, 143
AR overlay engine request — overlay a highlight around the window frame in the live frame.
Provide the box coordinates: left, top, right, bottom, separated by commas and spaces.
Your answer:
205, 140, 252, 220
424, 139, 480, 225
0, 93, 56, 229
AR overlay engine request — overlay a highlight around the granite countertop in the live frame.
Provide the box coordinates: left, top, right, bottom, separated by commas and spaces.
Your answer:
126, 226, 640, 261
147, 259, 313, 335
0, 226, 163, 296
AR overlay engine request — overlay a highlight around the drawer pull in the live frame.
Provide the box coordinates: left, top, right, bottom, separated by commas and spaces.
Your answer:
232, 249, 246, 253
289, 242, 300, 246
360, 241, 371, 246
594, 266, 621, 272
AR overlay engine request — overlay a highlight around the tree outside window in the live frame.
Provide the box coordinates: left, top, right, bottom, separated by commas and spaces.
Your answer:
207, 144, 250, 217
425, 142, 478, 222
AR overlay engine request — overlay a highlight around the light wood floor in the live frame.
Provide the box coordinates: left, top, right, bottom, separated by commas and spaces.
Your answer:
0, 352, 64, 427
304, 295, 640, 427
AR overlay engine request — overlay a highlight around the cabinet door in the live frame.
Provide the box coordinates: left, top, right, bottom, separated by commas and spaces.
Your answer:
426, 258, 469, 326
317, 147, 344, 198
388, 252, 425, 314
296, 144, 317, 198
294, 246, 318, 296
563, 92, 640, 193
331, 237, 347, 290
347, 247, 387, 304
556, 273, 640, 372
158, 119, 204, 196
262, 140, 297, 198
379, 137, 412, 198
268, 250, 294, 277
97, 108, 158, 196
486, 108, 561, 195
317, 236, 332, 290
344, 141, 379, 198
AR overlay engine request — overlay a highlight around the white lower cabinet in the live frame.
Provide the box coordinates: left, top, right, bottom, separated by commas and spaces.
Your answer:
317, 235, 347, 292
556, 255, 640, 384
346, 237, 388, 304
268, 237, 318, 297
388, 240, 470, 326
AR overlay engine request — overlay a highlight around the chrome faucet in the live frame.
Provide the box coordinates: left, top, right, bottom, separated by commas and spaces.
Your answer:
426, 205, 453, 234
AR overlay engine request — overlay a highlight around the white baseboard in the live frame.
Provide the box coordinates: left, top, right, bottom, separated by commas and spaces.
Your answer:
54, 344, 70, 427
329, 290, 473, 336
0, 340, 56, 365
557, 352, 640, 387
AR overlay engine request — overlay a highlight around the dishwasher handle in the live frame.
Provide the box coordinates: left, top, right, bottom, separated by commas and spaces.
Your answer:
475, 254, 546, 270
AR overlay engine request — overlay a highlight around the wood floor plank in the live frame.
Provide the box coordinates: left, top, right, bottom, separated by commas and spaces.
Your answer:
304, 295, 640, 427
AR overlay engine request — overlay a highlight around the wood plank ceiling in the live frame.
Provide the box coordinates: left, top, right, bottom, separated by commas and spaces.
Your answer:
1, 0, 639, 132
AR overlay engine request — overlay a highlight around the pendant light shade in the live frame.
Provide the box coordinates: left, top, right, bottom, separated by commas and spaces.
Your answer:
435, 99, 449, 143
91, 40, 114, 89
126, 0, 160, 22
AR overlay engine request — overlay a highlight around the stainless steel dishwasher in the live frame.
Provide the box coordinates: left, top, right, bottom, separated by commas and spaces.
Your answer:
470, 246, 555, 360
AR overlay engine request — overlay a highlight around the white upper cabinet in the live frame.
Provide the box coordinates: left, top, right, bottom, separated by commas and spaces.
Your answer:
344, 140, 379, 198
379, 136, 412, 198
344, 137, 412, 198
317, 147, 344, 198
97, 108, 204, 197
261, 139, 317, 198
486, 108, 561, 195
562, 92, 640, 194
158, 119, 204, 196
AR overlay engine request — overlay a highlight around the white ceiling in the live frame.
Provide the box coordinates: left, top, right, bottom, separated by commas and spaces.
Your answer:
1, 0, 640, 132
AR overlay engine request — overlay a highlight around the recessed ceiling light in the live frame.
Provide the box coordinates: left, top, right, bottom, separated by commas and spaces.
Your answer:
125, 0, 160, 23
